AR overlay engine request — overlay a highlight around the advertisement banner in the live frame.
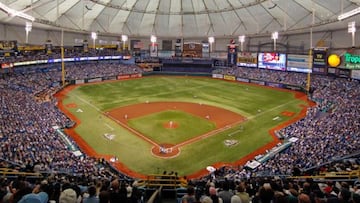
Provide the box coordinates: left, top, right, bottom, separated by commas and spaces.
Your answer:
117, 75, 130, 80
0, 40, 18, 53
236, 77, 250, 83
237, 52, 257, 67
312, 48, 327, 73
224, 75, 236, 81
266, 82, 283, 88
283, 84, 302, 91
102, 76, 117, 81
227, 43, 238, 65
130, 73, 142, 78
202, 43, 210, 58
87, 78, 102, 83
1, 63, 13, 69
75, 79, 85, 84
45, 40, 52, 54
83, 40, 89, 53
212, 74, 223, 79
287, 54, 312, 73
250, 79, 265, 85
175, 39, 182, 57
149, 43, 158, 57
312, 67, 327, 73
344, 53, 360, 69
327, 67, 337, 75
338, 69, 350, 78
351, 69, 360, 80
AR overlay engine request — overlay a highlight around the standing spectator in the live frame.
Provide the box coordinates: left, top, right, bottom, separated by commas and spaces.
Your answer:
83, 185, 99, 203
218, 181, 233, 203
182, 185, 196, 203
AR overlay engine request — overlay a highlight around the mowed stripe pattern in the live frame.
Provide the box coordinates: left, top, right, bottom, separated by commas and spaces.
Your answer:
106, 101, 245, 129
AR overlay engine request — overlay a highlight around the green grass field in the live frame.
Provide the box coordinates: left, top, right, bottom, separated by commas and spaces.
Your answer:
61, 76, 307, 176
128, 110, 216, 144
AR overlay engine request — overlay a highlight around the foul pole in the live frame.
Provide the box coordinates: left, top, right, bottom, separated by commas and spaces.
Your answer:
61, 29, 65, 87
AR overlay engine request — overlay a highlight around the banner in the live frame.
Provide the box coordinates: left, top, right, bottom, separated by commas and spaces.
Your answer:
87, 78, 102, 83
130, 73, 142, 78
250, 79, 265, 85
1, 63, 13, 69
287, 54, 312, 73
175, 39, 182, 57
338, 68, 350, 78
224, 75, 236, 81
266, 82, 283, 88
344, 53, 360, 69
227, 40, 238, 65
202, 43, 210, 58
312, 48, 327, 73
351, 69, 360, 80
149, 43, 158, 57
236, 77, 250, 83
0, 40, 18, 55
45, 40, 52, 54
83, 40, 89, 53
75, 79, 85, 84
117, 75, 130, 80
237, 52, 257, 67
212, 74, 223, 79
283, 84, 302, 91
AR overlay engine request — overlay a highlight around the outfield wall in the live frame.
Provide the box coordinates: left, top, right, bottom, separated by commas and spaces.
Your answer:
65, 71, 306, 94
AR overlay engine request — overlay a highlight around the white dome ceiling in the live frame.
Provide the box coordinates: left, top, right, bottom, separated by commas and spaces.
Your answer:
0, 0, 359, 38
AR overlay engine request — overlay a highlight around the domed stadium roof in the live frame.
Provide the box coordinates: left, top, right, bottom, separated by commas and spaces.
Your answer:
0, 0, 359, 38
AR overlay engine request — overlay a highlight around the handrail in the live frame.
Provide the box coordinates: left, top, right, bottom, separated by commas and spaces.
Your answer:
147, 186, 162, 203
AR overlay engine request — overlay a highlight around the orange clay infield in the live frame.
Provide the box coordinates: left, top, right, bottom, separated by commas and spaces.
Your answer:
106, 102, 246, 159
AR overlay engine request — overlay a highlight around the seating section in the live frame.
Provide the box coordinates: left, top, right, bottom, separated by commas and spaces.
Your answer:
0, 55, 359, 203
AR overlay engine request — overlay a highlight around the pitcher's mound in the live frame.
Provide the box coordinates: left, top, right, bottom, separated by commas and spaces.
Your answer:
163, 121, 179, 129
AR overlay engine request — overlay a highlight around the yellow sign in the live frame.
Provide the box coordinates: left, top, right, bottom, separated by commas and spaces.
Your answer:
224, 75, 236, 81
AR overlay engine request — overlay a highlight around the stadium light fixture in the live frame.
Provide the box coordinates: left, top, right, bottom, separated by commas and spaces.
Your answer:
348, 21, 356, 47
0, 2, 35, 21
121, 34, 128, 50
239, 35, 245, 52
25, 22, 32, 44
272, 31, 278, 51
338, 7, 360, 21
91, 32, 97, 49
208, 36, 215, 52
150, 35, 157, 46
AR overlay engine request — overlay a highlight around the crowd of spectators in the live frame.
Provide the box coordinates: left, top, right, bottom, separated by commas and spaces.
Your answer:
1, 48, 122, 64
213, 67, 360, 176
182, 175, 360, 203
0, 55, 359, 203
0, 61, 141, 177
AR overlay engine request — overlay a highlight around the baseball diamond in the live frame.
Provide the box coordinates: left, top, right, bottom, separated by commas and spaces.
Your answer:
56, 76, 311, 178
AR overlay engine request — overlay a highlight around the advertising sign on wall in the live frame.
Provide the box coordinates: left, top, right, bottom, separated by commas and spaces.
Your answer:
351, 69, 360, 80
312, 48, 327, 73
287, 54, 312, 73
344, 53, 360, 69
237, 52, 257, 67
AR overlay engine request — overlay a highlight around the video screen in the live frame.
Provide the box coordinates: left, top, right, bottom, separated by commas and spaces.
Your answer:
258, 52, 286, 71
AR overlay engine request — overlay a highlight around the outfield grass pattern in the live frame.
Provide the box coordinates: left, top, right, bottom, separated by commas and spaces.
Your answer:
61, 76, 309, 176
128, 110, 216, 144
